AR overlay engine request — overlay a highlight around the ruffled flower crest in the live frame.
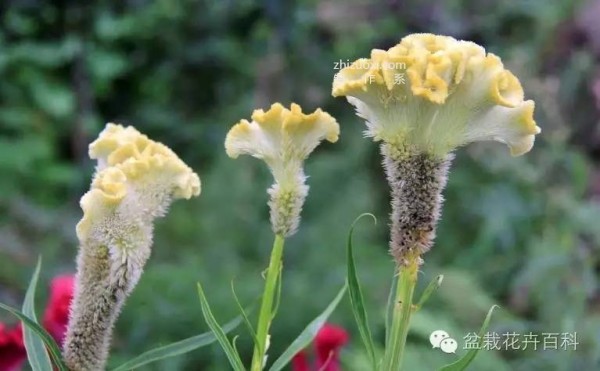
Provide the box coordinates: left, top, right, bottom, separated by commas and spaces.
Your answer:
76, 123, 201, 243
332, 33, 540, 158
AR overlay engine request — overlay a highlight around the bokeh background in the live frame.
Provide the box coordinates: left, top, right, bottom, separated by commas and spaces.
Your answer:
1, 0, 600, 370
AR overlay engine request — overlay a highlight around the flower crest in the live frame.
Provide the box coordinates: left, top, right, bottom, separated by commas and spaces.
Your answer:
332, 33, 541, 157
225, 103, 339, 187
77, 123, 201, 241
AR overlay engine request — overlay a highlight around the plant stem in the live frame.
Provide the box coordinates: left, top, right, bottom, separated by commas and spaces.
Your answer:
385, 252, 419, 371
251, 234, 285, 371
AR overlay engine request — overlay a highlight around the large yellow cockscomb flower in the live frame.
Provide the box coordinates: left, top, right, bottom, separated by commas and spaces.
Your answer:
332, 33, 541, 158
333, 34, 542, 267
225, 103, 339, 237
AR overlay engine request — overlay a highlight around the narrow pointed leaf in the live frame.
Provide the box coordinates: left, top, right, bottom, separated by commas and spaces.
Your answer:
0, 303, 67, 371
197, 282, 245, 371
269, 284, 347, 371
346, 213, 377, 369
22, 257, 53, 371
438, 305, 499, 371
416, 275, 444, 309
230, 280, 259, 348
112, 314, 244, 371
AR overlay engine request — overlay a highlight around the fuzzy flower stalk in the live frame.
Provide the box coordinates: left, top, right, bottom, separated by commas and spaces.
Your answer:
225, 103, 339, 370
63, 124, 200, 370
332, 33, 540, 370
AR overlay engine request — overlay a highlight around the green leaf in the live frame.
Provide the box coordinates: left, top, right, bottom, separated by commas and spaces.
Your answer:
346, 213, 377, 370
230, 280, 259, 348
269, 284, 347, 371
197, 282, 245, 371
111, 314, 244, 371
416, 275, 444, 309
0, 303, 68, 371
385, 273, 398, 348
438, 305, 499, 371
22, 257, 52, 371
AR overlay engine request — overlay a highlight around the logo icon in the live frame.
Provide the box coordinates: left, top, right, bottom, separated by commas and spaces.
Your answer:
430, 330, 458, 354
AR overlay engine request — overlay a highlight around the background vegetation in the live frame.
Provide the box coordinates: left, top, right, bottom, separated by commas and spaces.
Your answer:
1, 0, 599, 370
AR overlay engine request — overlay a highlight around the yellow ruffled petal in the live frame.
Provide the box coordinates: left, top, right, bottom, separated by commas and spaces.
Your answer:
252, 102, 287, 129
76, 190, 103, 241
490, 69, 524, 108
284, 103, 339, 149
332, 58, 376, 97
89, 124, 151, 166
92, 167, 127, 202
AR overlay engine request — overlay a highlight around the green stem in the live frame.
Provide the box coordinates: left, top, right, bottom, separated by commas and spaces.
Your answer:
251, 234, 285, 371
385, 252, 419, 371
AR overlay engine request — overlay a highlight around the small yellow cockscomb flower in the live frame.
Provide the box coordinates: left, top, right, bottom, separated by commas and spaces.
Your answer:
332, 33, 541, 157
225, 103, 339, 236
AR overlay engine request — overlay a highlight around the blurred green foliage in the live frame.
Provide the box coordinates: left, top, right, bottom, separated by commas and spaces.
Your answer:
1, 0, 599, 370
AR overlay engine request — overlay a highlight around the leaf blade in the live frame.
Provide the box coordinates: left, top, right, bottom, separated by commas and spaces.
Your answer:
438, 305, 499, 371
22, 257, 53, 371
346, 213, 377, 369
415, 274, 444, 309
21, 256, 67, 371
269, 284, 347, 371
197, 282, 245, 371
112, 314, 244, 371
230, 280, 259, 349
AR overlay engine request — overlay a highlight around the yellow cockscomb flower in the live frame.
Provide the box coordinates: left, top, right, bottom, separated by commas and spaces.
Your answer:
65, 123, 200, 370
225, 103, 339, 236
332, 33, 541, 157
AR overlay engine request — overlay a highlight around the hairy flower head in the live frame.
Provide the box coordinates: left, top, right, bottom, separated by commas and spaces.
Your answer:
225, 103, 339, 236
332, 33, 541, 157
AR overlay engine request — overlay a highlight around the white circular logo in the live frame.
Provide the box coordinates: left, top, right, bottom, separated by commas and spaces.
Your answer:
429, 330, 450, 348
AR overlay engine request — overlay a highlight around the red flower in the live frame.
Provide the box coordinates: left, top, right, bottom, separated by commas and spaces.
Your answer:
0, 322, 25, 371
292, 323, 349, 371
315, 324, 349, 371
42, 275, 74, 347
292, 349, 310, 371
